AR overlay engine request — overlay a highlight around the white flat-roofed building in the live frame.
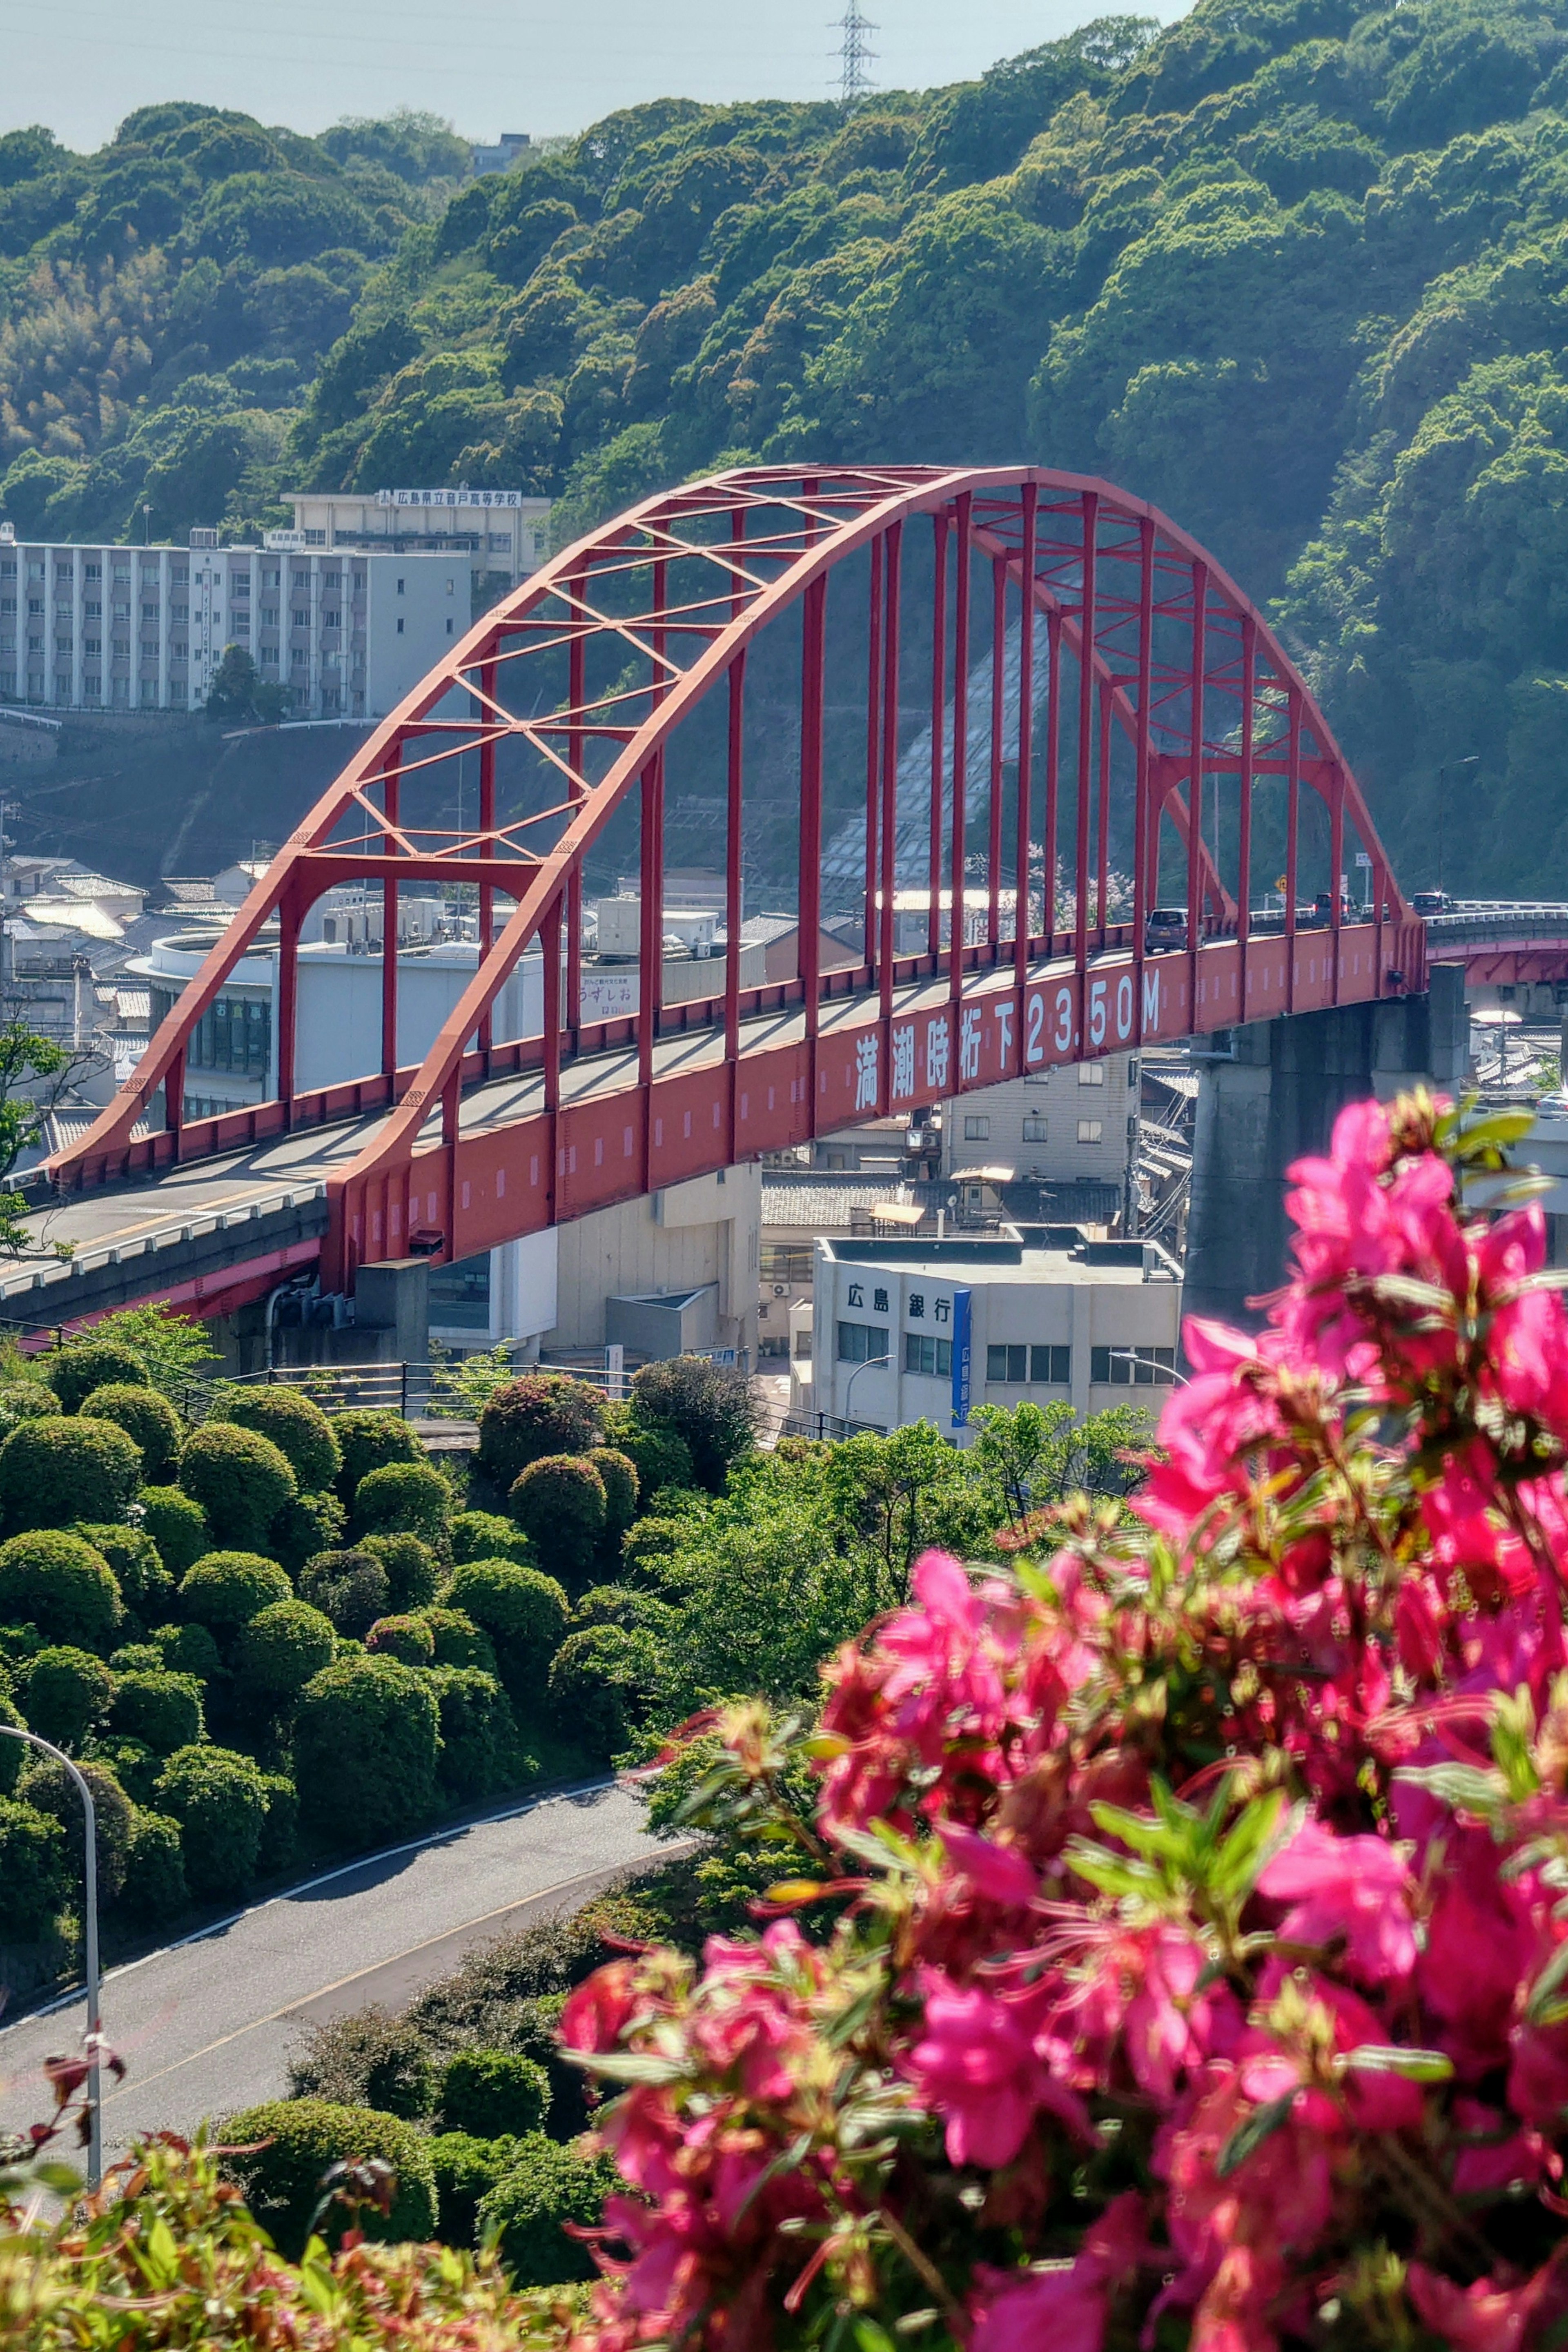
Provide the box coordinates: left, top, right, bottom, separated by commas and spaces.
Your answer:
286, 489, 550, 592
0, 528, 461, 721
945, 1055, 1141, 1195
811, 1229, 1182, 1441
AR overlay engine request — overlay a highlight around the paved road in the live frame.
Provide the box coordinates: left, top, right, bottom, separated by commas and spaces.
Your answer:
0, 1780, 664, 2152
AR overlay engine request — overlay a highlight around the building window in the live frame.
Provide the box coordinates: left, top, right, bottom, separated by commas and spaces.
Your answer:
963, 1114, 989, 1140
428, 1250, 491, 1331
396, 577, 405, 595
260, 607, 278, 626
322, 609, 339, 628
445, 618, 454, 635
1079, 1061, 1105, 1086
1022, 1115, 1047, 1142
904, 1333, 952, 1377
1030, 1344, 1071, 1384
171, 604, 189, 622
305, 528, 326, 546
1078, 1119, 1103, 1144
836, 1321, 889, 1365
396, 617, 405, 634
1090, 1345, 1177, 1387
794, 1327, 813, 1359
83, 638, 100, 655
987, 1344, 1028, 1385
761, 1243, 814, 1284
292, 608, 309, 628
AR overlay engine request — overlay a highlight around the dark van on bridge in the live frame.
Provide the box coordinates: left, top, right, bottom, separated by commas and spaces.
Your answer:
1145, 907, 1188, 952
1411, 891, 1453, 916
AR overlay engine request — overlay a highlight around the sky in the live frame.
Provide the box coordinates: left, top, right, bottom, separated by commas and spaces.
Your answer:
0, 0, 1183, 154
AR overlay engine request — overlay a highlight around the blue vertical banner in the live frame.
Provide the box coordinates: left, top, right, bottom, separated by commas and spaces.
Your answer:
951, 1286, 973, 1431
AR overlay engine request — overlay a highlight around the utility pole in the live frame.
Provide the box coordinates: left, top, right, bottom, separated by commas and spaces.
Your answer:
835, 0, 877, 108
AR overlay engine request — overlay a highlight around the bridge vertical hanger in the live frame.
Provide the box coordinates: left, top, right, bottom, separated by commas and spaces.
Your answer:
1237, 615, 1256, 1020
1074, 493, 1098, 982
1186, 563, 1207, 1003
381, 744, 401, 1083
724, 508, 746, 1158
987, 554, 1005, 956
878, 522, 902, 1052
949, 492, 971, 1020
477, 661, 497, 1060
863, 532, 883, 970
565, 594, 586, 1045
1132, 515, 1153, 1040
1286, 684, 1302, 1013
928, 510, 948, 962
1013, 484, 1037, 1025
1043, 607, 1062, 945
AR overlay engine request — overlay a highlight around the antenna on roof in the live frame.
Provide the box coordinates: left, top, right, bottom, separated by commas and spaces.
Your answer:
834, 0, 877, 109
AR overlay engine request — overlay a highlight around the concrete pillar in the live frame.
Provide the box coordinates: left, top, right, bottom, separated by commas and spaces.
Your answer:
354, 1256, 430, 1365
1183, 968, 1469, 1335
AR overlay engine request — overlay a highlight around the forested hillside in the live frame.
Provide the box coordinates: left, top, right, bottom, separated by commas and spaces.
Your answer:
6, 0, 1568, 887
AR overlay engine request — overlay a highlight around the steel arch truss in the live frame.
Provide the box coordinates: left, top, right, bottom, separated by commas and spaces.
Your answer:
49, 466, 1423, 1290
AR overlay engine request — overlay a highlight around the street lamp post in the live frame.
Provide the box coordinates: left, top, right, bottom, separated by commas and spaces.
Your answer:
1437, 757, 1480, 896
1107, 1347, 1190, 1390
843, 1352, 891, 1430
0, 1725, 102, 2186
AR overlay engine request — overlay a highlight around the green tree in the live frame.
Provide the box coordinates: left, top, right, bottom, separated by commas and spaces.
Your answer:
204, 642, 287, 724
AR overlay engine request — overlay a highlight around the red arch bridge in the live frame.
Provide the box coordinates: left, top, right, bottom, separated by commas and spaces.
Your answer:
20, 463, 1441, 1331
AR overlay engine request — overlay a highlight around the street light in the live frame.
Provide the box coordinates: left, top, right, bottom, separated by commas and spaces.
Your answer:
844, 1352, 891, 1427
0, 1725, 102, 2186
1107, 1347, 1190, 1389
1437, 757, 1480, 896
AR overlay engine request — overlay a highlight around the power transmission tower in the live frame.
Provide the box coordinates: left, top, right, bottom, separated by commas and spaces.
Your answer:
835, 0, 877, 108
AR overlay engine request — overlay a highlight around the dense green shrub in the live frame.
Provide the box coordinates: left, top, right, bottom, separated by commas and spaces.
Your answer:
417, 1606, 497, 1672
450, 1510, 532, 1569
298, 1547, 390, 1638
588, 1446, 639, 1539
234, 1598, 336, 1706
110, 1667, 204, 1754
0, 1687, 24, 1791
444, 1559, 568, 1695
354, 1459, 451, 1545
508, 1454, 606, 1585
178, 1423, 296, 1548
258, 1769, 298, 1875
44, 1340, 148, 1412
19, 1644, 114, 1750
428, 2131, 517, 2247
0, 1417, 142, 1532
0, 1794, 67, 1937
601, 1404, 693, 1502
109, 1642, 161, 1673
137, 1487, 210, 1577
0, 1380, 60, 1436
631, 1354, 757, 1490
154, 1743, 270, 1897
547, 1622, 658, 1762
292, 1655, 439, 1843
477, 1374, 604, 1493
80, 1384, 182, 1481
0, 1530, 121, 1650
221, 2098, 437, 2256
360, 1530, 440, 1610
179, 1551, 292, 1636
151, 1619, 222, 1680
475, 2132, 617, 2285
429, 1664, 519, 1801
267, 1488, 347, 1575
329, 1409, 425, 1505
120, 1806, 187, 1920
438, 2046, 550, 2139
364, 1611, 434, 1666
22, 1756, 134, 1904
286, 2006, 438, 2116
91, 1733, 160, 1807
218, 1387, 341, 1490
73, 1523, 174, 1622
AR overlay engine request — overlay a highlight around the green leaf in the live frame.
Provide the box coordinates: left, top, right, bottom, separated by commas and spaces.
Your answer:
854, 2324, 899, 2352
1210, 1791, 1290, 1900
1337, 2045, 1453, 2082
1217, 2090, 1296, 2178
1526, 1938, 1568, 2026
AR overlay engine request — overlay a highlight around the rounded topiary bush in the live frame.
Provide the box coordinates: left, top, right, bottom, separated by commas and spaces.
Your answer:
429, 1664, 519, 1800
72, 1523, 173, 1623
23, 1756, 134, 1905
416, 1606, 496, 1673
0, 1417, 142, 1532
359, 1531, 440, 1612
120, 1807, 187, 1921
218, 1388, 341, 1492
298, 1548, 390, 1639
329, 1409, 425, 1505
136, 1486, 210, 1579
507, 1455, 606, 1586
292, 1655, 439, 1844
365, 1612, 435, 1666
19, 1644, 114, 1751
438, 2047, 550, 2140
444, 1559, 568, 1694
267, 1489, 346, 1577
44, 1341, 148, 1414
475, 2132, 617, 2286
90, 1733, 160, 1808
150, 1619, 222, 1681
547, 1622, 658, 1763
178, 1423, 295, 1549
234, 1599, 336, 1708
477, 1374, 604, 1494
588, 1446, 639, 1539
257, 1770, 298, 1876
0, 1689, 23, 1793
80, 1384, 182, 1481
0, 1381, 60, 1437
154, 1743, 270, 1898
221, 2098, 437, 2257
0, 1795, 67, 1938
0, 1530, 121, 1650
450, 1510, 533, 1570
179, 1551, 292, 1637
353, 1460, 451, 1546
110, 1668, 204, 1755
611, 1414, 693, 1504
429, 2131, 517, 2248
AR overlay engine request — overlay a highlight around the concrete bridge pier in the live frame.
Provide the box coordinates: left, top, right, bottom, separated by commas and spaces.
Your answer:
1182, 967, 1470, 1335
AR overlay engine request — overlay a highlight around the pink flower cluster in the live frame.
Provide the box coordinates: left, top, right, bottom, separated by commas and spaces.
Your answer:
559, 1093, 1568, 2350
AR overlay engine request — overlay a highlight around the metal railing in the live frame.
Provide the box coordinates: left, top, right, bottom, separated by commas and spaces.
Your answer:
176, 1360, 445, 1422
778, 1411, 888, 1442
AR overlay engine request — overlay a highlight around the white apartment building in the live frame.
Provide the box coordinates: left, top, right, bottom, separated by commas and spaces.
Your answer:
808, 1230, 1182, 1442
0, 528, 461, 720
285, 489, 550, 592
945, 1056, 1141, 1198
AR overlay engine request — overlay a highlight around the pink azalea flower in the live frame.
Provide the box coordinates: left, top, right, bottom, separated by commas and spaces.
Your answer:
967, 2193, 1145, 2352
903, 1969, 1091, 2167
1406, 2261, 1555, 2352
1256, 1819, 1416, 1983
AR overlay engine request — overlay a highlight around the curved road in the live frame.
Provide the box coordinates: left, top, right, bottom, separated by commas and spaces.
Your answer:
0, 1780, 665, 2153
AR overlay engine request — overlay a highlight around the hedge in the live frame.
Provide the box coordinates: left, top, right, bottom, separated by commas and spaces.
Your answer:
353, 1459, 451, 1546
257, 1769, 298, 1876
110, 1668, 205, 1755
178, 1423, 296, 1549
0, 1417, 142, 1532
0, 1687, 23, 1791
72, 1523, 173, 1623
474, 2132, 618, 2285
154, 1744, 271, 1899
476, 1374, 604, 1494
44, 1340, 148, 1413
359, 1530, 440, 1611
233, 1598, 336, 1706
90, 1733, 160, 1808
364, 1612, 434, 1666
507, 1455, 606, 1586
292, 1655, 439, 1844
80, 1384, 182, 1481
444, 1558, 568, 1695
428, 1664, 520, 1802
329, 1410, 425, 1505
23, 1755, 135, 1905
606, 1412, 693, 1503
298, 1548, 390, 1639
120, 1807, 187, 1921
285, 2008, 437, 2116
450, 1510, 533, 1570
221, 2098, 438, 2257
0, 1794, 67, 1938
19, 1644, 114, 1751
438, 2047, 550, 2140
150, 1619, 222, 1681
137, 1487, 211, 1579
178, 1551, 292, 1637
218, 1388, 341, 1492
0, 1530, 121, 1650
267, 1488, 347, 1576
